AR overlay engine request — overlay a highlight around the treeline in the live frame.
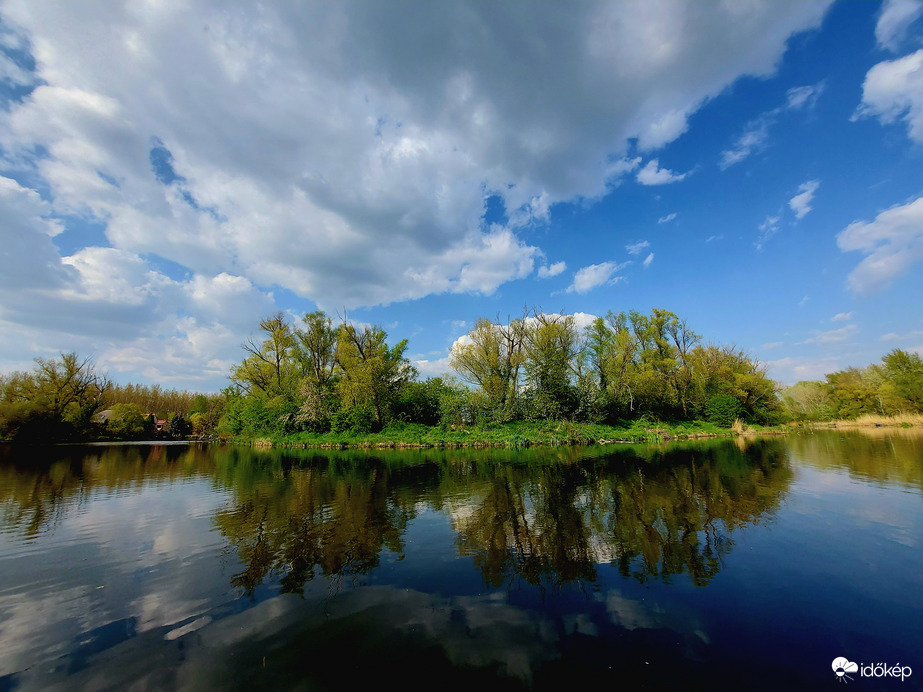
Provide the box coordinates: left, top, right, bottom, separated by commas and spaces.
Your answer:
218, 308, 781, 437
781, 349, 923, 421
0, 354, 223, 441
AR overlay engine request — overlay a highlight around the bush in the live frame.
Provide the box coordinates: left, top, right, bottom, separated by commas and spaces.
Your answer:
330, 406, 376, 434
706, 395, 743, 428
108, 403, 152, 439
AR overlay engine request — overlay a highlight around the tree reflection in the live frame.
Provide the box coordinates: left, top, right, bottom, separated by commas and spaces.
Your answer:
212, 455, 421, 594
0, 440, 794, 593
449, 439, 792, 587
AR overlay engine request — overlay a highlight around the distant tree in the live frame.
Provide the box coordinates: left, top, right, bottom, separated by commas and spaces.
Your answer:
107, 403, 152, 438
881, 349, 923, 412
780, 381, 834, 421
165, 414, 192, 438
0, 353, 110, 440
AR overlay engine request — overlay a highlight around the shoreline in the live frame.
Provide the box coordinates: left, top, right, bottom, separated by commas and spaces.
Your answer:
224, 420, 788, 450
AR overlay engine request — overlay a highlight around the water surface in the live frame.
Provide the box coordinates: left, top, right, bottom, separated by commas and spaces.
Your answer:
0, 432, 921, 690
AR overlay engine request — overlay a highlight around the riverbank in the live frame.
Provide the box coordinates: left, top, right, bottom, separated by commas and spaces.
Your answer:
808, 413, 923, 429
226, 419, 789, 449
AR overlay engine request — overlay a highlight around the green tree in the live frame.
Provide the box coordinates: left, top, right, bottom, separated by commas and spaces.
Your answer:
450, 313, 527, 420
780, 381, 834, 421
881, 349, 923, 412
335, 323, 415, 426
231, 313, 298, 398
0, 353, 110, 441
107, 403, 152, 438
522, 312, 580, 420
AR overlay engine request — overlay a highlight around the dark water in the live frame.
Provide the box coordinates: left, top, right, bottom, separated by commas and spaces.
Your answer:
0, 432, 921, 691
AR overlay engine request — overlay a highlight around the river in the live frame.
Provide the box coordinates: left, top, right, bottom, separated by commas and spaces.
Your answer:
0, 431, 921, 690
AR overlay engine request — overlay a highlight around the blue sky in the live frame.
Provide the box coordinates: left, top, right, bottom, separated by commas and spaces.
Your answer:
1, 0, 921, 391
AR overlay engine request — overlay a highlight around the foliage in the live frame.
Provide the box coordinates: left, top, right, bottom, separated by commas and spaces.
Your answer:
107, 403, 154, 438
215, 307, 784, 441
705, 394, 743, 428
0, 353, 110, 441
780, 349, 923, 422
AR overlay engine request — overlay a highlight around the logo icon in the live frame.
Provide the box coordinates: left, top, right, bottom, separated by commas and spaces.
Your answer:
833, 657, 859, 683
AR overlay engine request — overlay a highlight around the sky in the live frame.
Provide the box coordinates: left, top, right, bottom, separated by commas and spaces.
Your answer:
0, 0, 922, 391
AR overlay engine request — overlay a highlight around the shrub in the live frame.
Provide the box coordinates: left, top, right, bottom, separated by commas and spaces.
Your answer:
706, 395, 743, 428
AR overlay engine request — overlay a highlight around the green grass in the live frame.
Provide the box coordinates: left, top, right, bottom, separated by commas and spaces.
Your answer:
227, 418, 751, 449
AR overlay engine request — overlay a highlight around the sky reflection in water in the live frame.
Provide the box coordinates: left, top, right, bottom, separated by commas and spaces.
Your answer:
0, 432, 921, 690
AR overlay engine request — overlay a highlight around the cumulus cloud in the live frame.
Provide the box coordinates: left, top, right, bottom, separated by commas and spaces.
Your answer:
0, 177, 275, 386
566, 261, 630, 294
854, 49, 923, 143
642, 252, 654, 267
636, 159, 688, 185
657, 212, 677, 224
837, 195, 923, 294
537, 261, 566, 279
876, 0, 923, 52
625, 240, 650, 255
789, 179, 820, 219
832, 311, 853, 322
0, 1, 833, 383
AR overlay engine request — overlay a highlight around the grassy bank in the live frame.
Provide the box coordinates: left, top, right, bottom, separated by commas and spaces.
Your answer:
810, 413, 923, 429
227, 419, 771, 449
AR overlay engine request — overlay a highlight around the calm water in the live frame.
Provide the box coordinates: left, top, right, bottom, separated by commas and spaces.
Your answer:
0, 432, 921, 691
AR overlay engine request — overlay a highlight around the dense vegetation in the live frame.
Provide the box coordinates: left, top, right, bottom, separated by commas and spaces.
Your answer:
780, 349, 923, 422
0, 355, 223, 441
3, 310, 919, 443
217, 308, 781, 440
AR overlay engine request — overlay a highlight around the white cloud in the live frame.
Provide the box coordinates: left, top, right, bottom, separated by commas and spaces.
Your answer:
837, 195, 923, 294
721, 82, 823, 169
720, 120, 771, 169
786, 83, 823, 110
642, 252, 654, 268
798, 295, 809, 307
789, 179, 820, 219
801, 324, 858, 345
636, 159, 688, 185
756, 215, 781, 250
854, 49, 923, 143
764, 355, 846, 384
566, 261, 630, 294
705, 234, 723, 243
832, 312, 853, 322
882, 329, 923, 341
412, 356, 453, 379
625, 240, 650, 255
761, 341, 783, 349
537, 261, 566, 279
876, 0, 923, 52
657, 212, 677, 224
0, 1, 834, 383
